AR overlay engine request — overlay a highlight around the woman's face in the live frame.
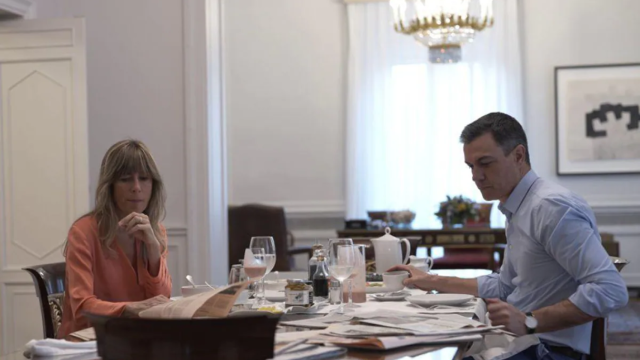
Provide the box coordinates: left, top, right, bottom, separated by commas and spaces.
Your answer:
113, 172, 153, 218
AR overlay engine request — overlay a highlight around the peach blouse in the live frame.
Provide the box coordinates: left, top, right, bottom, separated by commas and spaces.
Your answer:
58, 216, 172, 338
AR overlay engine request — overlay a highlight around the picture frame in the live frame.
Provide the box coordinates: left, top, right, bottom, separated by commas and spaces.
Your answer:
555, 63, 640, 175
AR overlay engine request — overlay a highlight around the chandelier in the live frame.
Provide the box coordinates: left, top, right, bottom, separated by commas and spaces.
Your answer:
389, 0, 494, 63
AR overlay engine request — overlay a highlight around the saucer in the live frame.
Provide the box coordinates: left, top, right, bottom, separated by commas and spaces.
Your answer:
371, 291, 410, 301
406, 294, 474, 307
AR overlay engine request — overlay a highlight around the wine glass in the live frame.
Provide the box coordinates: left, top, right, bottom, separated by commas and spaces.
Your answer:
249, 236, 276, 305
344, 244, 366, 310
327, 239, 355, 314
243, 248, 267, 300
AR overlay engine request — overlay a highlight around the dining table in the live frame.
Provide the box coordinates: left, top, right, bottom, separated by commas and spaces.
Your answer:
3, 269, 491, 360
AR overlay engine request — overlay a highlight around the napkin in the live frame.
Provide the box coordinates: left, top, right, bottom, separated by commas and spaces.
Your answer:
23, 339, 97, 358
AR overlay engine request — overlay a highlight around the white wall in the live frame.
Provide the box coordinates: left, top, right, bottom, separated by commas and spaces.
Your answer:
224, 0, 347, 210
30, 0, 190, 296
522, 0, 640, 204
32, 0, 186, 228
521, 0, 640, 285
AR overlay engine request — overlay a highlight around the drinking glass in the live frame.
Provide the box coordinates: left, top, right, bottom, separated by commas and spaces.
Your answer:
344, 244, 366, 309
327, 239, 355, 314
249, 236, 276, 305
243, 248, 267, 299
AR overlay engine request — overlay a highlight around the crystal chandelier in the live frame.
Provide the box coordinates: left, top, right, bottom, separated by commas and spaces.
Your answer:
389, 0, 494, 63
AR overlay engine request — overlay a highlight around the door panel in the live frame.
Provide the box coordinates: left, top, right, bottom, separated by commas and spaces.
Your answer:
0, 18, 88, 354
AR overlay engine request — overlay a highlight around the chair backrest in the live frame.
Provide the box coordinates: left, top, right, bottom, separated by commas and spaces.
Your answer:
228, 204, 290, 272
588, 256, 628, 360
589, 318, 606, 360
86, 312, 280, 360
22, 262, 66, 338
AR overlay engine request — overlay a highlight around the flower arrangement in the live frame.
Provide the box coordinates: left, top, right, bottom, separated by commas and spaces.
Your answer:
435, 195, 477, 227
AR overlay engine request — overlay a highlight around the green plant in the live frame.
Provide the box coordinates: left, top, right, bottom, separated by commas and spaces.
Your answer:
435, 195, 477, 224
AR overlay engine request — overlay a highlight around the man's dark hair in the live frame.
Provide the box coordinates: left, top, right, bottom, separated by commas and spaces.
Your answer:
460, 112, 530, 165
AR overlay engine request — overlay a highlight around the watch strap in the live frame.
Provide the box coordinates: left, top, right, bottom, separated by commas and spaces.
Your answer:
525, 311, 536, 334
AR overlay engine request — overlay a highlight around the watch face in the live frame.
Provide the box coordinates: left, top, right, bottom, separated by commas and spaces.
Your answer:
525, 316, 538, 329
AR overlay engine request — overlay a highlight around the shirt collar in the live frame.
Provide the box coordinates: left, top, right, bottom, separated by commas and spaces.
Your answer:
498, 169, 539, 219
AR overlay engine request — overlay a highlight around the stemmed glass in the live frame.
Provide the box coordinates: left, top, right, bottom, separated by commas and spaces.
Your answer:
243, 248, 267, 300
249, 236, 276, 305
327, 239, 355, 314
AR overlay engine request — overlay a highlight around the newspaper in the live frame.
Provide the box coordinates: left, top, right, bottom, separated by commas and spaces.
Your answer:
314, 325, 483, 350
359, 312, 502, 335
69, 327, 97, 341
279, 314, 353, 329
138, 281, 251, 319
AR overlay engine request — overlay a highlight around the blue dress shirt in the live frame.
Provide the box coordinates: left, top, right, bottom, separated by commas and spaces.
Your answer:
477, 170, 628, 354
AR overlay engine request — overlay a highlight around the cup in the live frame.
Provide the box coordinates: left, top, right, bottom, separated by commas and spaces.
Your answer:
382, 271, 409, 291
181, 285, 215, 297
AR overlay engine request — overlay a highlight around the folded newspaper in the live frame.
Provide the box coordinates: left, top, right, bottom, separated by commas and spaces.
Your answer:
356, 310, 502, 336
138, 281, 251, 319
315, 324, 483, 350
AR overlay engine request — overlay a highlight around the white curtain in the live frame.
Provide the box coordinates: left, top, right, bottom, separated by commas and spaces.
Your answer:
345, 0, 523, 228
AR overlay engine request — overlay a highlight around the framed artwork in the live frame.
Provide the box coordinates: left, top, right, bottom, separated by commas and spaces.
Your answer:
555, 63, 640, 175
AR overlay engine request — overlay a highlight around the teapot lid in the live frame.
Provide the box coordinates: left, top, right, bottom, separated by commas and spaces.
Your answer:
371, 227, 400, 241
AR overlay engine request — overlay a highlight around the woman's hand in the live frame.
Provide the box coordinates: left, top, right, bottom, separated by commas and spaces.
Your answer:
119, 212, 159, 250
122, 295, 170, 318
387, 264, 440, 292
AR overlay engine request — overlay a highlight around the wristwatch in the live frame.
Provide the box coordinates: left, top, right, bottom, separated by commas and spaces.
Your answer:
525, 311, 538, 334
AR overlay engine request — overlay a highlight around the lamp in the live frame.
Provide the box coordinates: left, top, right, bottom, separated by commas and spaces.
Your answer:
390, 0, 494, 63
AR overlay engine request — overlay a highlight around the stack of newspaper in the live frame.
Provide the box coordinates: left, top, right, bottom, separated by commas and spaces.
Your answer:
278, 309, 502, 351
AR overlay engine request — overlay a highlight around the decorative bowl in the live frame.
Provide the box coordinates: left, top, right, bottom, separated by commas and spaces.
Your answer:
367, 211, 391, 222
390, 210, 416, 225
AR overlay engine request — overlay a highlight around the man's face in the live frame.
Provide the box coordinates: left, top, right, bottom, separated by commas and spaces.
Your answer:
463, 133, 524, 203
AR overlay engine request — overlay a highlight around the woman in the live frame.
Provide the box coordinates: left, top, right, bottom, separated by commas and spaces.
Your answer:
58, 140, 172, 339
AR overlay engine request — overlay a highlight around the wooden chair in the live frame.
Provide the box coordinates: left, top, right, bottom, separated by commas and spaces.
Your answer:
228, 204, 313, 271
86, 312, 280, 360
22, 262, 66, 338
588, 256, 629, 360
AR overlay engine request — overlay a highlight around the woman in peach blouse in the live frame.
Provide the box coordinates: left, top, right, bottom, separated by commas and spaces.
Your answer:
58, 140, 172, 338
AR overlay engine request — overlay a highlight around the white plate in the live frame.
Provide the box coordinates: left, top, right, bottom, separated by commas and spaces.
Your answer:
366, 282, 392, 294
406, 294, 474, 307
371, 291, 410, 301
265, 290, 286, 302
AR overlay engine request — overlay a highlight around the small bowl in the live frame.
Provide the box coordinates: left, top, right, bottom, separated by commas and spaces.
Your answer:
181, 285, 216, 297
264, 279, 287, 292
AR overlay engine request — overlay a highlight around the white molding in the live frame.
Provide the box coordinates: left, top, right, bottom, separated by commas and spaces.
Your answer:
598, 225, 640, 236
0, 0, 33, 18
622, 274, 640, 288
183, 0, 228, 285
165, 226, 187, 237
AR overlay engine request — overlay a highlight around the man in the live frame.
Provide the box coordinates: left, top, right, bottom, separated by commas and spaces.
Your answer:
391, 112, 628, 360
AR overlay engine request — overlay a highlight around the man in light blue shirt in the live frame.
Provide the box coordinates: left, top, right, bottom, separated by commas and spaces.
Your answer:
391, 112, 628, 360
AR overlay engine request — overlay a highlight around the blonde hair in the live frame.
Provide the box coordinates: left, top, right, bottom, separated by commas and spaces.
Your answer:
66, 139, 167, 257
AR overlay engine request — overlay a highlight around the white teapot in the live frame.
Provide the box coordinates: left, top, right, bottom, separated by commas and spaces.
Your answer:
369, 227, 411, 273
409, 255, 433, 273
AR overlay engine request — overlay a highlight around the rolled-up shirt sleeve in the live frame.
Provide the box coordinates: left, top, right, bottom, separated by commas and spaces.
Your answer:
538, 200, 628, 317
478, 261, 516, 301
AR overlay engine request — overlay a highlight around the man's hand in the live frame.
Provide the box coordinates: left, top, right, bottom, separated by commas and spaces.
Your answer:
122, 295, 170, 318
485, 298, 527, 336
387, 265, 440, 291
